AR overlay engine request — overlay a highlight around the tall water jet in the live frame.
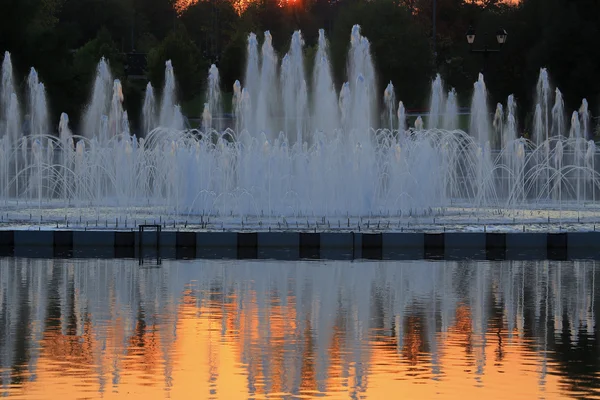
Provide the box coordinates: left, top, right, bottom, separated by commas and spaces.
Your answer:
535, 68, 551, 145
502, 96, 518, 200
339, 82, 351, 131
554, 140, 564, 201
255, 31, 278, 137
27, 69, 48, 137
532, 100, 550, 198
121, 111, 130, 136
83, 58, 112, 139
2, 92, 20, 198
5, 94, 19, 143
470, 74, 493, 205
470, 74, 491, 147
108, 79, 125, 140
1, 52, 19, 140
504, 95, 517, 145
350, 74, 372, 144
551, 88, 565, 138
586, 140, 596, 202
442, 88, 458, 131
348, 25, 376, 135
505, 99, 516, 141
172, 105, 185, 131
569, 111, 581, 139
244, 32, 260, 130
414, 116, 424, 130
348, 25, 375, 92
493, 103, 504, 148
1, 52, 15, 108
506, 94, 517, 120
397, 101, 406, 133
1, 26, 600, 219
281, 31, 307, 144
312, 29, 339, 136
383, 82, 396, 131
296, 80, 308, 144
512, 138, 526, 203
428, 74, 445, 129
58, 113, 73, 203
142, 82, 157, 135
159, 60, 181, 129
569, 110, 584, 203
202, 103, 212, 133
206, 64, 222, 132
579, 99, 590, 139
232, 80, 243, 133
58, 113, 72, 143
240, 88, 251, 135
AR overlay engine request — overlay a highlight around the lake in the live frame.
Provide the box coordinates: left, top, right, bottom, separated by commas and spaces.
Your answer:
0, 258, 598, 399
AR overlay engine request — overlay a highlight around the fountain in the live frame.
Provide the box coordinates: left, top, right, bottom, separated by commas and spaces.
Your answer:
206, 64, 222, 132
82, 58, 112, 140
443, 88, 458, 131
428, 74, 445, 129
142, 82, 157, 134
312, 29, 339, 136
281, 31, 307, 144
0, 26, 599, 233
158, 60, 184, 131
383, 82, 395, 131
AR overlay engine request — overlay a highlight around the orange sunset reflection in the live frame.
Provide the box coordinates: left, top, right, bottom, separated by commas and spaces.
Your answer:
6, 299, 568, 399
0, 259, 598, 399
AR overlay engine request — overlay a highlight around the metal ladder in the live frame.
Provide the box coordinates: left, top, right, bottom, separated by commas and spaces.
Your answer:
139, 224, 161, 265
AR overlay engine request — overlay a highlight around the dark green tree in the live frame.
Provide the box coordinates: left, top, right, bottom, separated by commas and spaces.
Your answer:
330, 0, 434, 109
180, 0, 238, 64
59, 0, 134, 49
147, 24, 207, 104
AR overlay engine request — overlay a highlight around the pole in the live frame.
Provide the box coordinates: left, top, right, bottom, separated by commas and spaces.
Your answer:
482, 48, 489, 75
432, 0, 437, 63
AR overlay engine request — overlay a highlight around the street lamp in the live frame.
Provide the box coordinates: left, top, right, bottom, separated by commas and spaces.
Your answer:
496, 28, 508, 45
466, 26, 476, 45
466, 26, 507, 72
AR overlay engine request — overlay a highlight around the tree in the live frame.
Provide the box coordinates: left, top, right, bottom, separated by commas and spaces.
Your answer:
330, 0, 434, 109
133, 0, 177, 42
64, 28, 126, 129
147, 24, 207, 103
180, 0, 238, 64
219, 31, 247, 93
59, 0, 134, 49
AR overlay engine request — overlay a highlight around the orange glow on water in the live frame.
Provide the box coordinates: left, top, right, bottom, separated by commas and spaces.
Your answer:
1, 291, 579, 399
2, 259, 599, 400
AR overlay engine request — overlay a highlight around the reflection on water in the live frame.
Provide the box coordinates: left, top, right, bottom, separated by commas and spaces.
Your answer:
0, 258, 599, 399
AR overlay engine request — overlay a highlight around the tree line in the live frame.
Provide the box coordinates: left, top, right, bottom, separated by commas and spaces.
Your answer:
1, 0, 598, 135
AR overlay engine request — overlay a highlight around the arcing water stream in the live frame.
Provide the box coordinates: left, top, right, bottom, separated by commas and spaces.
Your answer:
0, 26, 599, 231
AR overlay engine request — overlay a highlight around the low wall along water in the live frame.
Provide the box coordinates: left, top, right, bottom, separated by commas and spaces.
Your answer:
1, 229, 599, 260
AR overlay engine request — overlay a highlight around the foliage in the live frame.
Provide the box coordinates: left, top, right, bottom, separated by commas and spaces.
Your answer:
180, 0, 238, 63
1, 0, 599, 134
331, 0, 434, 108
147, 24, 206, 103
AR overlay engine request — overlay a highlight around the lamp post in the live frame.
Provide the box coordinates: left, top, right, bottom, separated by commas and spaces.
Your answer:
433, 0, 437, 63
466, 26, 508, 73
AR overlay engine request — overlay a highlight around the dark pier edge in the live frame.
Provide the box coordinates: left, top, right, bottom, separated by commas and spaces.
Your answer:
0, 230, 598, 261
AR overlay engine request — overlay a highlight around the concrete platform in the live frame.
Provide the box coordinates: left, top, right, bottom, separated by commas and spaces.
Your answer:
0, 229, 599, 260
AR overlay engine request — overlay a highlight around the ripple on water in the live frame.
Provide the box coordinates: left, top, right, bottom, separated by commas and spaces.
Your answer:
0, 258, 598, 399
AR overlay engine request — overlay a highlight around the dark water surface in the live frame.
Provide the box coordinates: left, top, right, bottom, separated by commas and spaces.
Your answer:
0, 258, 599, 399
